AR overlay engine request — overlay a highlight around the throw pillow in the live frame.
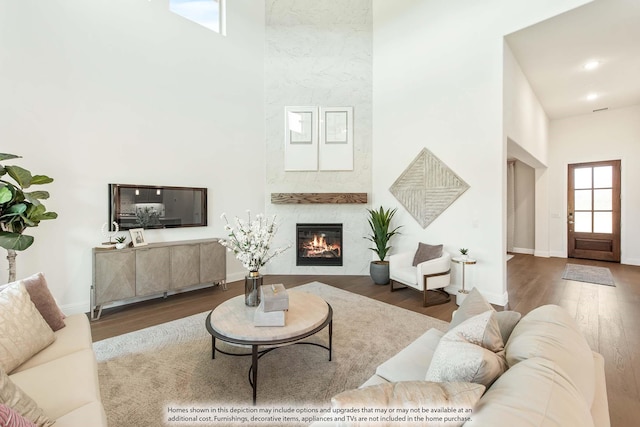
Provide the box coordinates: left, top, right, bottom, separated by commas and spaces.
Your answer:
0, 369, 54, 426
426, 341, 507, 387
331, 381, 485, 427
0, 403, 37, 427
426, 310, 507, 387
412, 243, 443, 266
449, 288, 493, 329
494, 311, 522, 343
0, 283, 55, 373
450, 288, 522, 343
19, 273, 65, 331
446, 310, 504, 353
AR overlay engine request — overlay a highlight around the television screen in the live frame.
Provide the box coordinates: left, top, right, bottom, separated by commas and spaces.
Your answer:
109, 184, 207, 230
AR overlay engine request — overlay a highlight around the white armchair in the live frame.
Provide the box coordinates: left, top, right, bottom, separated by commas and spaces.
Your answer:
389, 249, 451, 306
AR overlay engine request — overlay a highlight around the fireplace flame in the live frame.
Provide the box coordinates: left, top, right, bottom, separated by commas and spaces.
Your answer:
301, 233, 341, 258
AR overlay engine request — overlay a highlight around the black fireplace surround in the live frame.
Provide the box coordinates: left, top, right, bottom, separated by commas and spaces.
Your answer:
296, 223, 343, 266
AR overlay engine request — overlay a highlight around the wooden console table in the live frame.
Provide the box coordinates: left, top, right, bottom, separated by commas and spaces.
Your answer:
91, 238, 226, 320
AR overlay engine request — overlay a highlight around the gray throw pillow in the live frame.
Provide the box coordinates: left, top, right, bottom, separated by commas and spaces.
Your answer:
412, 243, 443, 266
450, 288, 522, 343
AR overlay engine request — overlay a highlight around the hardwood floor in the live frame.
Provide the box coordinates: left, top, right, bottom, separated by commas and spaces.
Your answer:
90, 254, 640, 427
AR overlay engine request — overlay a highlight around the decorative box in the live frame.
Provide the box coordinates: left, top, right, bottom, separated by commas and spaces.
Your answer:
260, 284, 289, 312
254, 299, 286, 327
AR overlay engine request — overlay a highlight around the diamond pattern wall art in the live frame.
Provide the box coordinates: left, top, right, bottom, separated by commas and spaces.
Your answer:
390, 148, 470, 228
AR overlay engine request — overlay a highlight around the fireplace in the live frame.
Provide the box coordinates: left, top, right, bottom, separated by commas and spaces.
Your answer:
296, 223, 343, 266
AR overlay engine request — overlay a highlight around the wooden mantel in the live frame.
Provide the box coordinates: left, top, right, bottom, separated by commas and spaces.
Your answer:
270, 193, 368, 204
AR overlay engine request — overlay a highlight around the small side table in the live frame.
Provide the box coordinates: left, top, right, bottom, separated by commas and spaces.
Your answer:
451, 257, 477, 305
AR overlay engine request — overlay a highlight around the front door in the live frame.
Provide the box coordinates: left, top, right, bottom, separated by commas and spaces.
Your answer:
567, 160, 621, 262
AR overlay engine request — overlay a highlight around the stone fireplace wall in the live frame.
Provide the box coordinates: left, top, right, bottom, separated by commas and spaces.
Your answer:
264, 0, 373, 275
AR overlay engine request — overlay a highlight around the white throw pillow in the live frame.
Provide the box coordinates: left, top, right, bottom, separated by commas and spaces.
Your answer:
331, 381, 485, 427
0, 282, 55, 373
426, 310, 507, 387
450, 287, 521, 343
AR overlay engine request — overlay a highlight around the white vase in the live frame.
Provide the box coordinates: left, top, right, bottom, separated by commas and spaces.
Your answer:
116, 243, 127, 250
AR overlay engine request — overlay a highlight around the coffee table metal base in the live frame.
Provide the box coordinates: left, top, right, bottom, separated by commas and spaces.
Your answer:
205, 304, 333, 405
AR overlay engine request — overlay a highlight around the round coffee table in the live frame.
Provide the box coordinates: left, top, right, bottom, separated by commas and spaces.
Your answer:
205, 290, 333, 404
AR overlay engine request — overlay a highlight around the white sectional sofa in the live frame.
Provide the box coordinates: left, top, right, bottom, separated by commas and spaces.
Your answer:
1, 274, 107, 426
327, 289, 610, 427
9, 313, 108, 426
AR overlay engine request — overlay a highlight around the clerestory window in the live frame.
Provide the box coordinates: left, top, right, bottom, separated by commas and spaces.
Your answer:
169, 0, 226, 35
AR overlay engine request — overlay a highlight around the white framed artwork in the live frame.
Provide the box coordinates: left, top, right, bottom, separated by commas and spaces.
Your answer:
319, 107, 353, 171
284, 106, 318, 171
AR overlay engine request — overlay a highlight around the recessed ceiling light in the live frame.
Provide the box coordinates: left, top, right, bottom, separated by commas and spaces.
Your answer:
586, 93, 599, 101
584, 60, 600, 70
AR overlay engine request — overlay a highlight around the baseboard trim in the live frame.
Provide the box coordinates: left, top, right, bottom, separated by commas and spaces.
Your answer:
534, 250, 551, 258
512, 247, 534, 255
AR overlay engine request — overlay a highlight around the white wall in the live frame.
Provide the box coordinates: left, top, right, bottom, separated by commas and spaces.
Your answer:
513, 161, 536, 252
503, 44, 549, 168
548, 105, 640, 265
372, 0, 591, 304
0, 0, 266, 313
264, 0, 373, 276
503, 43, 547, 256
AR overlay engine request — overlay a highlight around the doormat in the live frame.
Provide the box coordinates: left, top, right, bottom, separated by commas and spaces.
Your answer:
562, 263, 615, 286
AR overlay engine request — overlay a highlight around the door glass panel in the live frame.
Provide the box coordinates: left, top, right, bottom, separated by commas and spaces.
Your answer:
574, 212, 592, 232
593, 166, 612, 188
594, 189, 612, 210
574, 168, 592, 189
574, 190, 592, 210
594, 212, 612, 233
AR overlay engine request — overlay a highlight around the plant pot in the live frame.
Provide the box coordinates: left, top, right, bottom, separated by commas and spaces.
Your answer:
370, 261, 390, 285
115, 243, 127, 250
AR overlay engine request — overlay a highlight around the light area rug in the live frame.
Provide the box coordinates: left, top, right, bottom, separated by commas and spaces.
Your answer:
561, 263, 615, 286
94, 282, 449, 426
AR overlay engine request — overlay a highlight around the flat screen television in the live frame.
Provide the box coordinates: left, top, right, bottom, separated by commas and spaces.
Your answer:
109, 184, 207, 230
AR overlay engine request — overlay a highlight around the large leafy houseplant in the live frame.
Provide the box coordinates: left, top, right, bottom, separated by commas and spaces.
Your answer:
365, 206, 401, 285
0, 153, 58, 282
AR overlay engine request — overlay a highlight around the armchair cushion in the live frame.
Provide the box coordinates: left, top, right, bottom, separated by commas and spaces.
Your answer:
412, 243, 443, 266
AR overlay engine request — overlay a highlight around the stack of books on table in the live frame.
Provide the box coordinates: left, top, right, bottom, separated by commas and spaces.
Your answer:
254, 284, 289, 327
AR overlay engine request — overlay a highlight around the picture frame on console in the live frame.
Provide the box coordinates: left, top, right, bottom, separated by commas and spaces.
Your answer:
129, 228, 147, 247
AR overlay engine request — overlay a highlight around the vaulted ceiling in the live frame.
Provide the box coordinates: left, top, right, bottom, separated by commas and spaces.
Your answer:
506, 0, 640, 120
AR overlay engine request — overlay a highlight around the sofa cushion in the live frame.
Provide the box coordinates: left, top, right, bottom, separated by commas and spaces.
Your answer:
412, 243, 443, 266
0, 369, 54, 427
0, 403, 38, 427
11, 314, 93, 374
0, 282, 55, 373
9, 349, 101, 421
331, 381, 485, 427
505, 304, 595, 406
52, 402, 108, 427
466, 357, 595, 427
375, 328, 444, 382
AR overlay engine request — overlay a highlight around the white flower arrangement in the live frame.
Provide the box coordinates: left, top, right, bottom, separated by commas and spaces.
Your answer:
219, 211, 290, 272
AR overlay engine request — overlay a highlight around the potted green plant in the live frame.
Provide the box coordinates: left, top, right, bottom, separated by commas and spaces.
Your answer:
365, 206, 402, 285
459, 248, 469, 261
0, 153, 57, 282
115, 235, 128, 250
